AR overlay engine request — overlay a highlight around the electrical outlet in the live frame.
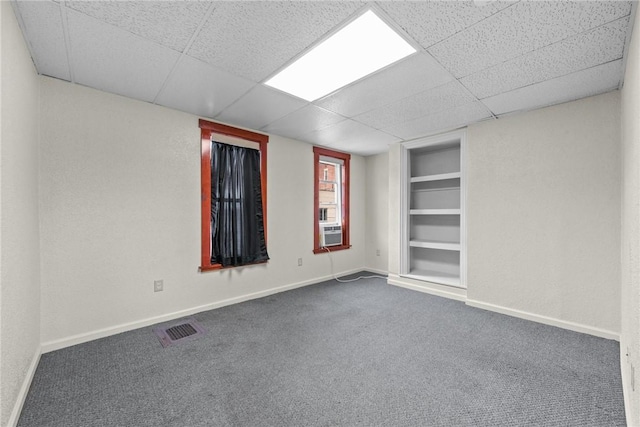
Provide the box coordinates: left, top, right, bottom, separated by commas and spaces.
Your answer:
298, 258, 303, 266
154, 280, 163, 292
376, 249, 381, 256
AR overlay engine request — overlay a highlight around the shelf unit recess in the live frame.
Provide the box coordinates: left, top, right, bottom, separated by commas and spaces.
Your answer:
401, 131, 466, 289
403, 269, 460, 287
410, 209, 461, 215
410, 171, 461, 183
409, 240, 460, 251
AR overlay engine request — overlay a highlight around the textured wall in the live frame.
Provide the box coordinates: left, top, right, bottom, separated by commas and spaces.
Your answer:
467, 92, 621, 334
0, 2, 42, 425
620, 5, 640, 424
39, 77, 366, 346
364, 152, 389, 273
387, 144, 402, 276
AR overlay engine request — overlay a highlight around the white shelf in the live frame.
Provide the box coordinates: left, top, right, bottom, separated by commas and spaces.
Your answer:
403, 269, 461, 288
411, 186, 459, 193
409, 240, 460, 251
410, 209, 460, 215
410, 172, 461, 183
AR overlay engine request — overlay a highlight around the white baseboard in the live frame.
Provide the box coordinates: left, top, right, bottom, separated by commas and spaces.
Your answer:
466, 298, 620, 341
620, 341, 633, 427
387, 274, 619, 341
41, 268, 364, 353
7, 346, 41, 427
387, 273, 467, 302
360, 267, 388, 276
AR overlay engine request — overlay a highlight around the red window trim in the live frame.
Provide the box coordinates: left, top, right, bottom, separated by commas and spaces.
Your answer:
199, 119, 269, 272
313, 146, 351, 254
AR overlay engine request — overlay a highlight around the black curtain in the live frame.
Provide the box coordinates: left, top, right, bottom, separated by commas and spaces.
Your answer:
210, 141, 269, 267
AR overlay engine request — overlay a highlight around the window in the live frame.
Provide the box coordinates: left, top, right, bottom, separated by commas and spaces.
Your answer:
319, 161, 341, 225
319, 208, 328, 222
313, 146, 350, 253
199, 119, 269, 271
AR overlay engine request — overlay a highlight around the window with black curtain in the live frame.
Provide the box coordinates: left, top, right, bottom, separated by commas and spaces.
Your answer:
210, 141, 269, 267
199, 119, 269, 272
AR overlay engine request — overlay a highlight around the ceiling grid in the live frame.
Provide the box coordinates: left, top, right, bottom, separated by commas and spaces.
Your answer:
12, 0, 635, 156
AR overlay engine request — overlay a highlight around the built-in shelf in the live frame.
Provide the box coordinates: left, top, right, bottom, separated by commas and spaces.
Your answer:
403, 269, 461, 288
411, 186, 459, 193
410, 172, 461, 183
410, 209, 461, 215
409, 240, 460, 251
402, 130, 466, 289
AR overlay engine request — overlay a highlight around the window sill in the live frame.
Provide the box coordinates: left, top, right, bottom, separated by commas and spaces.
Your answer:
200, 264, 224, 272
199, 260, 268, 272
313, 245, 352, 254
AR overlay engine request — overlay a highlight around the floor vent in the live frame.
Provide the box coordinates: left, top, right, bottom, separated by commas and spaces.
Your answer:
153, 318, 205, 348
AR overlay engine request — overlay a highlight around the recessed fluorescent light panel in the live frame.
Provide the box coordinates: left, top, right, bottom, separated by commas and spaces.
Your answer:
265, 10, 416, 101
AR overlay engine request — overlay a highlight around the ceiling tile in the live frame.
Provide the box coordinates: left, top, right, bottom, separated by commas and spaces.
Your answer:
261, 105, 346, 141
428, 0, 632, 78
66, 10, 180, 103
188, 1, 363, 82
15, 1, 70, 80
215, 85, 308, 131
462, 16, 629, 99
64, 1, 210, 52
562, 0, 633, 34
378, 0, 509, 49
482, 60, 622, 116
321, 137, 398, 157
383, 102, 493, 140
301, 119, 400, 157
354, 81, 475, 130
155, 56, 255, 119
492, 1, 520, 11
315, 53, 454, 117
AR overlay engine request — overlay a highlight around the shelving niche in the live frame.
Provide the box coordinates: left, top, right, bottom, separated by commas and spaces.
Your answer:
401, 130, 466, 288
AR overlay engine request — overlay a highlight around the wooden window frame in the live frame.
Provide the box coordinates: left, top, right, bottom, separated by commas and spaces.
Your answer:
199, 119, 269, 272
313, 146, 351, 254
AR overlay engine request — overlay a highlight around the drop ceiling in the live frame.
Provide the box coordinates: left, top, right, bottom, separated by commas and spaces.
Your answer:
12, 0, 635, 156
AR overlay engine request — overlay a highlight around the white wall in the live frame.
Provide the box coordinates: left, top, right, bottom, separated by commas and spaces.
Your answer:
466, 92, 621, 335
620, 4, 640, 424
39, 77, 366, 348
364, 152, 388, 273
388, 91, 621, 337
0, 2, 42, 426
388, 144, 402, 277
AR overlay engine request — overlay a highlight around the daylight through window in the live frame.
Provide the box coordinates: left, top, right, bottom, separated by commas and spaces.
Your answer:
313, 146, 351, 253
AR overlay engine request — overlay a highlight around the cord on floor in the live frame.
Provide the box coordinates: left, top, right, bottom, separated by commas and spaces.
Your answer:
322, 246, 387, 282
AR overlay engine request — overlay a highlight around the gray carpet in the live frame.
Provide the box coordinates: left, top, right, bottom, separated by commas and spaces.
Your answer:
18, 274, 626, 426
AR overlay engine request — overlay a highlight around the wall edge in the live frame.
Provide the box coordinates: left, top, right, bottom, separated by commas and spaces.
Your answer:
6, 346, 41, 427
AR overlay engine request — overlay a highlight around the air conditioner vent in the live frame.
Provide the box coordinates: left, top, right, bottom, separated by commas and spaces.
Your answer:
321, 225, 342, 247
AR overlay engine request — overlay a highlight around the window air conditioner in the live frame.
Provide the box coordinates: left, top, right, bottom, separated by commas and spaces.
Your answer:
320, 225, 343, 247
